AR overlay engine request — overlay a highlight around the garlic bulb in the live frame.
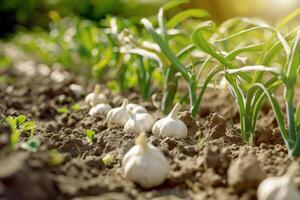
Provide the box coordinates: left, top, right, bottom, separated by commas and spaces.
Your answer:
122, 132, 169, 188
69, 84, 84, 98
85, 85, 108, 106
89, 103, 112, 117
152, 103, 187, 138
127, 103, 147, 114
124, 110, 154, 134
257, 165, 300, 200
107, 99, 129, 126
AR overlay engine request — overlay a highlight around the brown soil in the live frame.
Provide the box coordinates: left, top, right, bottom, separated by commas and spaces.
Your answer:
0, 63, 299, 200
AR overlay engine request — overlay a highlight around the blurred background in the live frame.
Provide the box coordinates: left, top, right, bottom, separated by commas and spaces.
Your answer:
1, 0, 300, 37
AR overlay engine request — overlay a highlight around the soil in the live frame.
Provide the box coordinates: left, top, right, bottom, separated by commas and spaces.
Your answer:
0, 61, 299, 200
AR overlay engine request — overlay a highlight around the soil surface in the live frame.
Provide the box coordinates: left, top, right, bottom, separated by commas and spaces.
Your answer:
0, 61, 299, 200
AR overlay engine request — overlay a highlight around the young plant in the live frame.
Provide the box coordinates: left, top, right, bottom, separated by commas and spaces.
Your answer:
141, 0, 209, 114
5, 115, 36, 149
84, 129, 95, 142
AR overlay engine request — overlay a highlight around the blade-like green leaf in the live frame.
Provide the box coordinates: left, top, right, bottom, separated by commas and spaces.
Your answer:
277, 7, 300, 29
167, 9, 210, 29
191, 21, 252, 82
141, 18, 190, 81
226, 65, 281, 75
163, 0, 189, 11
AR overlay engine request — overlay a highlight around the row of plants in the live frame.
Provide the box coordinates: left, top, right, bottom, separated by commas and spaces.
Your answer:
8, 1, 300, 156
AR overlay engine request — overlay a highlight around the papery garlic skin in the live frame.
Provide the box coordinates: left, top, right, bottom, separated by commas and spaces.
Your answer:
124, 110, 154, 134
152, 103, 187, 138
257, 167, 300, 200
127, 103, 147, 114
106, 99, 129, 126
85, 85, 108, 106
89, 104, 112, 117
122, 132, 169, 188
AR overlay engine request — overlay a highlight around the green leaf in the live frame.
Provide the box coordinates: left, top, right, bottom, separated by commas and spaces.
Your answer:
277, 7, 300, 29
226, 65, 282, 75
22, 121, 36, 134
71, 104, 81, 111
92, 47, 112, 78
121, 47, 163, 68
10, 131, 20, 149
141, 18, 190, 81
57, 107, 68, 114
84, 129, 95, 142
17, 115, 27, 124
191, 21, 252, 82
102, 154, 114, 165
285, 29, 300, 88
295, 104, 300, 129
167, 9, 210, 29
6, 116, 16, 128
162, 0, 189, 11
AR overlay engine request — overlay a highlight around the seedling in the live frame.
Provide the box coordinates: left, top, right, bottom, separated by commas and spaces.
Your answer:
57, 103, 81, 114
49, 149, 64, 166
4, 115, 36, 149
102, 154, 115, 165
84, 129, 95, 142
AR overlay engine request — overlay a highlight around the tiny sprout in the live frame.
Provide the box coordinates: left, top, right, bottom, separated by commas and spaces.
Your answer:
49, 150, 64, 166
84, 129, 95, 142
71, 103, 81, 111
102, 154, 114, 165
57, 106, 68, 114
5, 114, 36, 149
21, 137, 40, 152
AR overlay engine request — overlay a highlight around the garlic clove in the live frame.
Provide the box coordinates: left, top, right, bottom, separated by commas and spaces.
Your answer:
257, 164, 300, 200
152, 103, 188, 138
85, 85, 108, 106
127, 103, 147, 114
69, 84, 84, 98
152, 118, 165, 136
106, 99, 129, 126
88, 103, 112, 117
159, 119, 187, 138
122, 132, 169, 188
124, 110, 154, 134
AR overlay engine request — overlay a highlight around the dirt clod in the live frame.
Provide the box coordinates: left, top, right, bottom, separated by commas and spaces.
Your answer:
227, 154, 266, 193
204, 113, 227, 139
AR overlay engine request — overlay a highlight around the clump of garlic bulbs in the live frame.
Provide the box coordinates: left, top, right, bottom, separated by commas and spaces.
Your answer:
257, 164, 300, 200
124, 110, 154, 134
106, 99, 129, 126
127, 103, 147, 114
152, 103, 187, 138
85, 85, 108, 106
122, 132, 169, 188
89, 104, 112, 117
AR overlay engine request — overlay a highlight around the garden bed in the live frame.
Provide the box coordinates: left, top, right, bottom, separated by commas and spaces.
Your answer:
1, 62, 298, 200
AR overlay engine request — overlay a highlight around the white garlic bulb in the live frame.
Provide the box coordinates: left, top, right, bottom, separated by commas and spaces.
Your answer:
85, 85, 108, 106
257, 165, 300, 200
127, 103, 147, 114
88, 103, 112, 117
122, 132, 169, 188
69, 84, 84, 98
124, 110, 154, 134
152, 103, 187, 138
106, 99, 129, 126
